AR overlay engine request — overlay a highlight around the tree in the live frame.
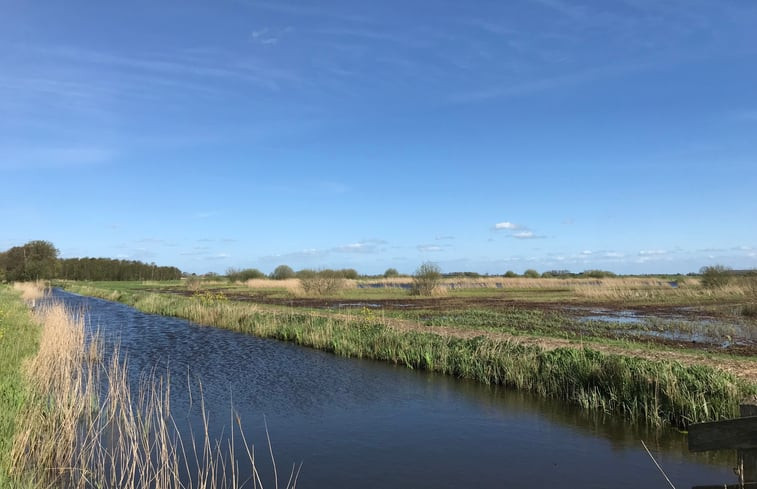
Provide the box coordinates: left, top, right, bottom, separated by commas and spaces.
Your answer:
523, 269, 539, 278
0, 240, 59, 281
503, 270, 518, 278
384, 268, 400, 278
700, 265, 732, 289
339, 268, 359, 280
271, 264, 295, 280
583, 269, 616, 278
226, 268, 266, 282
299, 269, 345, 296
411, 262, 442, 296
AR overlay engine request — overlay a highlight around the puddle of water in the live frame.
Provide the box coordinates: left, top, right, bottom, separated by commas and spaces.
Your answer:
335, 302, 382, 309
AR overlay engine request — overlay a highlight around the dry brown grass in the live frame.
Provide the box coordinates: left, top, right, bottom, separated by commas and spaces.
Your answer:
245, 278, 359, 297
12, 281, 47, 303
245, 278, 303, 294
10, 300, 298, 489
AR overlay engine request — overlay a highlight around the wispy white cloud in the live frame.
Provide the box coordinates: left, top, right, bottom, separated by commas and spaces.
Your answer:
494, 221, 521, 230
510, 231, 546, 240
638, 249, 667, 256
332, 239, 387, 254
250, 26, 293, 45
603, 252, 625, 258
417, 244, 445, 252
259, 239, 387, 263
0, 146, 115, 170
240, 1, 370, 23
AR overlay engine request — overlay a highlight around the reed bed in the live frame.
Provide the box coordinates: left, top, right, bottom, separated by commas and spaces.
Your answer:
12, 281, 47, 304
63, 284, 756, 428
573, 281, 753, 301
8, 295, 297, 489
245, 279, 304, 295
237, 276, 757, 304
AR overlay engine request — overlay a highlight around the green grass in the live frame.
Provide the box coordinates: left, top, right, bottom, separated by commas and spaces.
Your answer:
0, 286, 40, 489
61, 282, 756, 428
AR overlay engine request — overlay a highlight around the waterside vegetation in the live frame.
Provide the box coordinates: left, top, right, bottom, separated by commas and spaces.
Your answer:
1, 283, 297, 488
60, 282, 756, 428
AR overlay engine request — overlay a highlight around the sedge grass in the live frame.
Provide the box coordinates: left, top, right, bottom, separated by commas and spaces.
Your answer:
62, 283, 756, 428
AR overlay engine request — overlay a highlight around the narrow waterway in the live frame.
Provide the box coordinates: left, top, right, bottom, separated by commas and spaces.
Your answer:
52, 289, 736, 488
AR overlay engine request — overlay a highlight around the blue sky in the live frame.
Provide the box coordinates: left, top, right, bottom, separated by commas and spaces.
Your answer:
2, 0, 756, 275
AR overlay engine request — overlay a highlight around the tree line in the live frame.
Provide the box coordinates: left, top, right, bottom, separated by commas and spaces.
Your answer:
0, 240, 182, 282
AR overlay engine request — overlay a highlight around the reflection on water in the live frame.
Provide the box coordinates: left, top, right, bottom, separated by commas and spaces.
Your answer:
52, 289, 736, 489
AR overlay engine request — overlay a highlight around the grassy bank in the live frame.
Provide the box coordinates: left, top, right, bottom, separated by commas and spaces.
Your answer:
62, 283, 756, 428
0, 284, 44, 488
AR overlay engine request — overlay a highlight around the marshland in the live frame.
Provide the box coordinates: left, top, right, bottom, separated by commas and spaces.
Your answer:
2, 277, 755, 488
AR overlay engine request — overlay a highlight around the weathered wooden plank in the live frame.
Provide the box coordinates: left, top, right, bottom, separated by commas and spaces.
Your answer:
688, 416, 757, 452
693, 483, 757, 489
741, 400, 757, 483
742, 448, 757, 485
742, 398, 757, 417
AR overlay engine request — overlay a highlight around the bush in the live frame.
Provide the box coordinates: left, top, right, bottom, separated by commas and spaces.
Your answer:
339, 268, 359, 280
523, 269, 540, 279
300, 270, 345, 296
384, 268, 400, 278
295, 268, 317, 279
271, 265, 296, 280
226, 267, 266, 282
411, 262, 442, 296
700, 265, 732, 289
583, 269, 617, 278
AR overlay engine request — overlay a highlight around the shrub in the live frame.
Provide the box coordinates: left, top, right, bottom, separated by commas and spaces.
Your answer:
271, 265, 295, 280
185, 275, 202, 291
411, 262, 442, 296
583, 269, 617, 278
700, 265, 732, 289
226, 268, 266, 282
295, 268, 317, 279
339, 268, 359, 280
300, 270, 345, 296
523, 269, 540, 279
384, 268, 400, 278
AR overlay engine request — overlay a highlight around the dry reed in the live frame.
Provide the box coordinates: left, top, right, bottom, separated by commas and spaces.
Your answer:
11, 300, 297, 489
12, 281, 47, 303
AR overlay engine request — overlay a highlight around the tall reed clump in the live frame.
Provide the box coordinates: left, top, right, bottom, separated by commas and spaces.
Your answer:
9, 298, 298, 489
12, 281, 47, 305
62, 284, 756, 428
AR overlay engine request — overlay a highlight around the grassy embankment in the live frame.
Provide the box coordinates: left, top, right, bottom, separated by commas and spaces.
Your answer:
62, 282, 756, 428
2, 283, 295, 488
0, 283, 44, 488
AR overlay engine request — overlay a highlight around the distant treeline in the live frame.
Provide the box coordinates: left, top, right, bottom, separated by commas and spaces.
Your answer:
58, 258, 182, 281
0, 240, 182, 282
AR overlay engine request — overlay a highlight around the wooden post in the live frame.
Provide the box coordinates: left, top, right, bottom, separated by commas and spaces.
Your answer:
741, 398, 757, 485
689, 398, 757, 489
